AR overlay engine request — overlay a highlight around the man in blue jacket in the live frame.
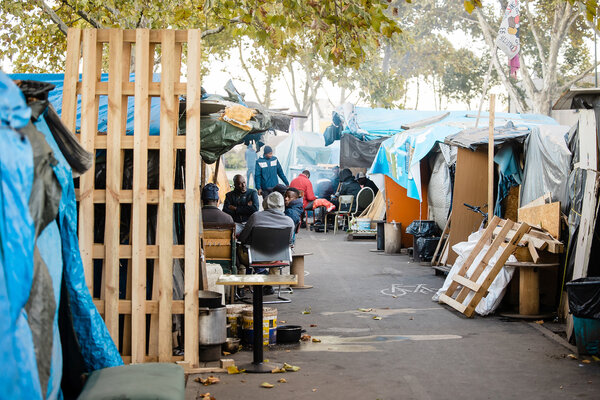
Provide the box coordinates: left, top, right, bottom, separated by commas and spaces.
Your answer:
254, 145, 288, 196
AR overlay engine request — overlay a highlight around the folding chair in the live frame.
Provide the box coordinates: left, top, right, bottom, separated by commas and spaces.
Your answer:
329, 195, 354, 234
351, 187, 374, 219
245, 226, 293, 304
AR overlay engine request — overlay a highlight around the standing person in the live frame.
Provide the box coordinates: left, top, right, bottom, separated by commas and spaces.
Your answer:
201, 183, 234, 226
254, 145, 288, 197
289, 170, 316, 210
244, 144, 257, 188
223, 174, 259, 234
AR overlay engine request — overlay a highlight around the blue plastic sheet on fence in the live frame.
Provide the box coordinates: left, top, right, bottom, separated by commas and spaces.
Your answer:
0, 71, 43, 399
35, 110, 123, 371
10, 73, 162, 135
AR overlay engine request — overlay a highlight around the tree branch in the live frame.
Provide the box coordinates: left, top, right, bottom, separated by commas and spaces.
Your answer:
475, 8, 525, 113
558, 61, 600, 93
518, 53, 538, 100
201, 18, 242, 38
238, 41, 264, 104
38, 0, 68, 35
524, 0, 547, 76
62, 0, 104, 28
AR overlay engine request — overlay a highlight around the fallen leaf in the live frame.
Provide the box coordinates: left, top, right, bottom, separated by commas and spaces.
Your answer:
283, 362, 301, 372
310, 324, 317, 327
271, 367, 286, 373
263, 359, 269, 363
227, 366, 245, 374
567, 354, 578, 360
240, 379, 247, 383
373, 316, 382, 320
582, 359, 591, 364
198, 393, 214, 400
534, 320, 544, 325
560, 385, 564, 389
301, 334, 311, 341
280, 320, 286, 323
197, 376, 220, 386
358, 308, 373, 312
222, 351, 231, 356
302, 307, 312, 315
593, 356, 600, 362
260, 382, 274, 388
312, 388, 317, 392
285, 350, 291, 353
392, 295, 398, 298
312, 338, 321, 343
278, 378, 287, 383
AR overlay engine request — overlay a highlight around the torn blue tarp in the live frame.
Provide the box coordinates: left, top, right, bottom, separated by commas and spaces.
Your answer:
0, 71, 42, 399
34, 110, 123, 371
493, 145, 522, 217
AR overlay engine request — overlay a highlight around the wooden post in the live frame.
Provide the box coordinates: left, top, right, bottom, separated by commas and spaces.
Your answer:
488, 94, 496, 221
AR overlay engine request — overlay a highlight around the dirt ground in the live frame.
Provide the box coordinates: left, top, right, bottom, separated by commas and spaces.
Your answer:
185, 231, 600, 400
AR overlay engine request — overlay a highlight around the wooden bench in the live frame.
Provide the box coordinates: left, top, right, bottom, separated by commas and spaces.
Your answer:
291, 252, 313, 289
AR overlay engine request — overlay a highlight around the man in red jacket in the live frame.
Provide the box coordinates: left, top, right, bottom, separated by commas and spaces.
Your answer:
289, 170, 316, 210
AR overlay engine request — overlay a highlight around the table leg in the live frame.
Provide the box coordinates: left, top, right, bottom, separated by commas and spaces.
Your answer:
240, 284, 280, 373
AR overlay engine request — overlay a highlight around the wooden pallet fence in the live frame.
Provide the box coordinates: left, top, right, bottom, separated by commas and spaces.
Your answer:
438, 216, 530, 317
61, 28, 204, 366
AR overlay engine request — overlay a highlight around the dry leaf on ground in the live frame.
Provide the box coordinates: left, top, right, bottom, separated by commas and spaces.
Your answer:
260, 382, 274, 388
198, 393, 215, 400
310, 324, 317, 327
195, 376, 220, 386
312, 338, 321, 342
373, 316, 382, 320
283, 363, 301, 372
567, 354, 578, 360
227, 366, 245, 374
278, 378, 287, 383
301, 334, 311, 341
582, 359, 591, 364
358, 308, 373, 312
534, 320, 544, 324
271, 367, 286, 373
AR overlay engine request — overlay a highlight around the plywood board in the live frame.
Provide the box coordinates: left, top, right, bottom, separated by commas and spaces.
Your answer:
446, 148, 488, 265
517, 202, 560, 239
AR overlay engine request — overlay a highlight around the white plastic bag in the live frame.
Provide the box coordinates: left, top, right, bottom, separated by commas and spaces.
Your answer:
433, 230, 516, 316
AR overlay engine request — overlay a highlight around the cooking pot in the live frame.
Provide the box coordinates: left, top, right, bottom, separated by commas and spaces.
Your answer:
198, 290, 222, 308
198, 306, 227, 345
276, 325, 305, 344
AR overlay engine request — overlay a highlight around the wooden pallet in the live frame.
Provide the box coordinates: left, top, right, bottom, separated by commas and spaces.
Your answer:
61, 28, 204, 366
431, 211, 451, 267
438, 216, 530, 318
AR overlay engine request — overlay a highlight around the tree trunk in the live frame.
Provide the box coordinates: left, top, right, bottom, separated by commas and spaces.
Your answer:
415, 78, 420, 110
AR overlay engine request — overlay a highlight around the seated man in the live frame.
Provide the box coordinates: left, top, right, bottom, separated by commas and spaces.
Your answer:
201, 183, 234, 226
223, 174, 259, 234
331, 168, 361, 209
238, 192, 295, 293
356, 172, 379, 195
284, 187, 304, 229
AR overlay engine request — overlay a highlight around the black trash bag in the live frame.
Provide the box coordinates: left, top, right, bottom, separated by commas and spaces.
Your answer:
415, 237, 441, 262
566, 277, 600, 320
405, 220, 440, 237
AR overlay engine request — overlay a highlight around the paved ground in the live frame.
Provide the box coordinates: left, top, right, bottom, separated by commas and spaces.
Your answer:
186, 232, 600, 400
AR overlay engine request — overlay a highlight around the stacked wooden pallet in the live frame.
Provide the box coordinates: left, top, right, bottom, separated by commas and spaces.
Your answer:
61, 28, 204, 366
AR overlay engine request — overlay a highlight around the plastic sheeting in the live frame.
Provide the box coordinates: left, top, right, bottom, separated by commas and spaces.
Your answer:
0, 71, 42, 399
432, 230, 517, 316
493, 145, 522, 217
35, 113, 123, 371
520, 125, 572, 211
427, 151, 452, 229
340, 134, 386, 169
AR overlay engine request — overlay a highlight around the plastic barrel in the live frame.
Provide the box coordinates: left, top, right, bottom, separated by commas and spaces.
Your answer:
226, 304, 249, 338
573, 316, 600, 356
242, 307, 277, 346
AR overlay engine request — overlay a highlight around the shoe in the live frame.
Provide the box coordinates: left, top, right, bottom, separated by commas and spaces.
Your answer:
263, 285, 275, 295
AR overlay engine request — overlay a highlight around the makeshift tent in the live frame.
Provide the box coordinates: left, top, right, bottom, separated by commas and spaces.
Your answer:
0, 71, 122, 399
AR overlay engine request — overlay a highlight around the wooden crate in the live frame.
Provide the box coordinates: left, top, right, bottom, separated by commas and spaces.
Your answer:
61, 28, 204, 366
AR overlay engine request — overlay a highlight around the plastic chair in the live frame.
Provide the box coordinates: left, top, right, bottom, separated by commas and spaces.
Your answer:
351, 187, 374, 219
246, 226, 293, 304
329, 195, 354, 234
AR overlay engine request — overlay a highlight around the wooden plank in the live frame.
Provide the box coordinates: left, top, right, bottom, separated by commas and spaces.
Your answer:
431, 212, 451, 267
519, 266, 540, 315
184, 28, 202, 367
74, 189, 186, 203
92, 244, 185, 259
455, 219, 515, 304
451, 274, 481, 292
79, 134, 187, 149
94, 299, 185, 314
438, 294, 467, 314
517, 202, 560, 239
77, 81, 188, 96
463, 222, 530, 317
445, 215, 501, 298
131, 28, 151, 364
520, 192, 552, 209
158, 29, 177, 362
79, 29, 101, 295
61, 28, 81, 132
96, 29, 189, 43
447, 148, 488, 264
527, 240, 540, 263
103, 28, 125, 344
488, 94, 495, 219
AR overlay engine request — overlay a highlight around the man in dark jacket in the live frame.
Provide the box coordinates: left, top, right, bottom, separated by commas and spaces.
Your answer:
201, 183, 234, 226
284, 188, 304, 228
254, 145, 288, 196
356, 172, 379, 195
338, 168, 361, 199
223, 174, 259, 225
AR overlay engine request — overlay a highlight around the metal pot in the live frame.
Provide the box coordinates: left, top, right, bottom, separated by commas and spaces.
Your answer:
198, 290, 223, 308
198, 306, 227, 345
276, 325, 304, 344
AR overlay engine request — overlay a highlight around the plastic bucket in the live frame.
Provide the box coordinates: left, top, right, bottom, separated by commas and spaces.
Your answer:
242, 307, 277, 346
226, 304, 249, 338
573, 316, 600, 356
